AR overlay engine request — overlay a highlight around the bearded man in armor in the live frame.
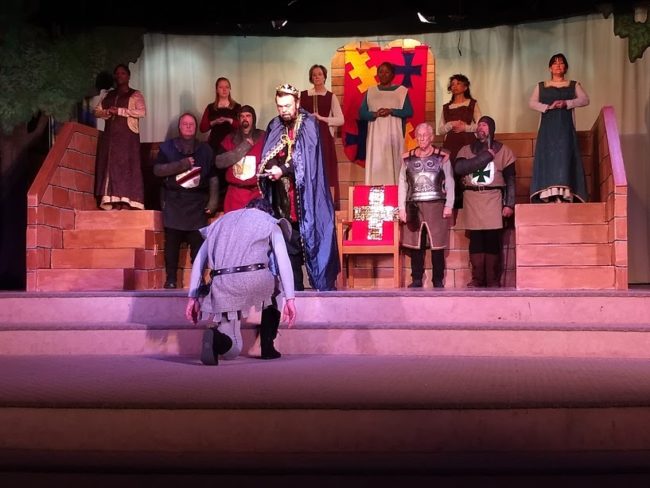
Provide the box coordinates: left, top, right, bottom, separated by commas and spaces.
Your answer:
398, 123, 455, 288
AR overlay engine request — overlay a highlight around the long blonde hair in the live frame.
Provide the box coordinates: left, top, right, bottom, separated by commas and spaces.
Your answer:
214, 77, 238, 109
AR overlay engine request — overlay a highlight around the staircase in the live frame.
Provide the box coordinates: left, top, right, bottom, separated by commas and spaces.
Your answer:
3, 289, 650, 357
31, 210, 165, 291
515, 203, 618, 289
2, 289, 650, 478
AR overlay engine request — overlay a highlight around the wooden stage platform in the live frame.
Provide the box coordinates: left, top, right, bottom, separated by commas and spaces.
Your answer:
1, 289, 650, 485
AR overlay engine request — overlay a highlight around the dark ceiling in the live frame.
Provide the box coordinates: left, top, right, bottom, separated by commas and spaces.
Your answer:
24, 1, 644, 37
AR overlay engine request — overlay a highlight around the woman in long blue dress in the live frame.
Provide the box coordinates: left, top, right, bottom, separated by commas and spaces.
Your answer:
529, 53, 590, 203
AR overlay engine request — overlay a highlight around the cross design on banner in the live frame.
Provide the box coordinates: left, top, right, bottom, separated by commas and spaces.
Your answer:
352, 186, 398, 240
393, 51, 422, 88
344, 119, 369, 161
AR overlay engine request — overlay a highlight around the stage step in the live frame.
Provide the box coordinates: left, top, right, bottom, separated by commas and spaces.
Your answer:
516, 202, 606, 224
516, 222, 608, 245
134, 268, 166, 290
516, 265, 615, 289
517, 243, 611, 266
51, 248, 138, 269
515, 203, 614, 289
33, 269, 135, 292
63, 228, 163, 249
2, 290, 650, 357
74, 209, 163, 230
30, 210, 167, 291
1, 354, 649, 475
51, 248, 164, 270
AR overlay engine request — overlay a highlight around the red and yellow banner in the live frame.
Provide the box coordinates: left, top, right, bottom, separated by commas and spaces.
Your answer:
342, 45, 428, 165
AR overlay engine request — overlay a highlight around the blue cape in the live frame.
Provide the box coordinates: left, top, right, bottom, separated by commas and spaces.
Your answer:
260, 109, 340, 290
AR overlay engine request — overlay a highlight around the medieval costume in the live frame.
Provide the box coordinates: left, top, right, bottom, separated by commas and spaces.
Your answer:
199, 102, 242, 155
439, 98, 482, 209
154, 136, 217, 288
455, 116, 516, 287
399, 147, 455, 287
214, 105, 264, 212
359, 85, 413, 185
199, 100, 242, 209
300, 88, 344, 208
94, 88, 146, 210
439, 99, 482, 161
188, 205, 295, 364
259, 108, 340, 292
529, 80, 589, 203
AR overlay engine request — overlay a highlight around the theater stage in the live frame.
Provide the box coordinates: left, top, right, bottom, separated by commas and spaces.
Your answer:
1, 289, 650, 485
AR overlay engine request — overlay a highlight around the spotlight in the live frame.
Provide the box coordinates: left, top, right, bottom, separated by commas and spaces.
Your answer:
271, 19, 289, 30
417, 12, 436, 24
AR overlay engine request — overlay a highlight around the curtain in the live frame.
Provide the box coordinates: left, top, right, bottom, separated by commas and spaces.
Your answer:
129, 14, 650, 282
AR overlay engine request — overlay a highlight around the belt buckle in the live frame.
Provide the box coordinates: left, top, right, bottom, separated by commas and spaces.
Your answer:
477, 185, 485, 192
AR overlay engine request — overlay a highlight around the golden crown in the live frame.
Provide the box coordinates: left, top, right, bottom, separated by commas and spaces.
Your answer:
275, 83, 299, 96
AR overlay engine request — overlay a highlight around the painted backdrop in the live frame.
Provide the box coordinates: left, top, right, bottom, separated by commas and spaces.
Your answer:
342, 45, 428, 165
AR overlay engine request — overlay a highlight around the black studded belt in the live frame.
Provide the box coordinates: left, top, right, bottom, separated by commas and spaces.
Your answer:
464, 186, 501, 192
210, 263, 266, 277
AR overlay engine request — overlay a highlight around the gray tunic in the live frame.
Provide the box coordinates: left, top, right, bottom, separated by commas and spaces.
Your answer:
190, 208, 292, 320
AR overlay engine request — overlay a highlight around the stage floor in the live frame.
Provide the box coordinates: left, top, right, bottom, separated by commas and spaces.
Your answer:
2, 353, 650, 410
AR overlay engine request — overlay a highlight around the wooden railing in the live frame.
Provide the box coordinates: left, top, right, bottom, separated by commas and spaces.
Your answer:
592, 106, 628, 289
26, 123, 99, 290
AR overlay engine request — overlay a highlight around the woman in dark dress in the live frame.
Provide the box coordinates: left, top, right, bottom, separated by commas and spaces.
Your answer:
529, 53, 589, 203
438, 74, 481, 209
93, 63, 146, 210
199, 77, 241, 208
300, 64, 344, 208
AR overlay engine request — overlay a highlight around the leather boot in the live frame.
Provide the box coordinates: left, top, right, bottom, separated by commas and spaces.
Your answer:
467, 253, 486, 287
485, 253, 501, 287
408, 248, 424, 288
200, 327, 233, 366
260, 306, 282, 360
431, 249, 445, 288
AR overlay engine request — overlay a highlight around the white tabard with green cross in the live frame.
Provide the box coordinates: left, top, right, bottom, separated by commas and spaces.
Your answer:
470, 161, 495, 186
352, 186, 398, 240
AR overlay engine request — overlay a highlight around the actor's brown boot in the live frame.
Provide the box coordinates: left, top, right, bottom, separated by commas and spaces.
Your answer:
467, 253, 486, 287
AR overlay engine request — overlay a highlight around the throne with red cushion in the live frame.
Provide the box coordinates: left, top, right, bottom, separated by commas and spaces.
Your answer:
337, 185, 401, 288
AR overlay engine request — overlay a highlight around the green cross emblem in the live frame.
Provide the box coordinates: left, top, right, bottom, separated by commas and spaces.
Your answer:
473, 167, 492, 183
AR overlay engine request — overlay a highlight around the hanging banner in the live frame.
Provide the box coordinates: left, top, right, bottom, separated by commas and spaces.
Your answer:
342, 45, 428, 166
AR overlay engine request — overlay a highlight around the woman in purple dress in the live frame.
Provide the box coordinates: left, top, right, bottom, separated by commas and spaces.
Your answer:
93, 64, 146, 210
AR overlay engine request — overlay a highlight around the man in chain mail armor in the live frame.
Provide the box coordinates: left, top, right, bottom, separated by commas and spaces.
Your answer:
186, 197, 296, 365
455, 115, 516, 287
398, 123, 455, 288
153, 113, 218, 289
